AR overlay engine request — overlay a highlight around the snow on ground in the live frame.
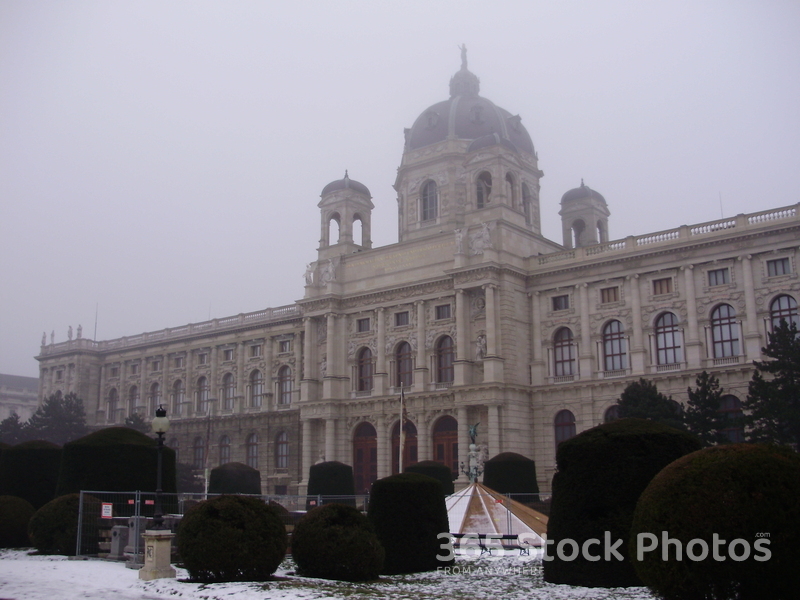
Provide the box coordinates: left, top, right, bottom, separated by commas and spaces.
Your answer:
0, 549, 656, 600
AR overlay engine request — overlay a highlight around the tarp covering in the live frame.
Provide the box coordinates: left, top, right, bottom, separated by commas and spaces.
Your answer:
446, 482, 548, 542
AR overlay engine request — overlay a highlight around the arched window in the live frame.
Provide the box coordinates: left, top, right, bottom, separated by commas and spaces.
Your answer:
436, 336, 454, 383
275, 431, 289, 470
655, 312, 683, 365
391, 420, 418, 474
770, 295, 798, 330
127, 385, 138, 415
522, 182, 532, 224
710, 304, 739, 358
554, 409, 576, 448
357, 347, 373, 392
553, 328, 576, 376
278, 366, 292, 405
108, 388, 118, 423
476, 172, 492, 208
328, 212, 341, 245
396, 342, 413, 388
604, 405, 620, 423
218, 435, 231, 465
353, 422, 377, 493
602, 320, 627, 372
249, 370, 263, 408
245, 433, 259, 469
432, 415, 458, 478
505, 172, 516, 207
172, 379, 184, 416
192, 436, 206, 470
197, 376, 209, 414
222, 373, 235, 410
421, 181, 437, 222
718, 395, 744, 443
149, 382, 161, 415
571, 219, 586, 248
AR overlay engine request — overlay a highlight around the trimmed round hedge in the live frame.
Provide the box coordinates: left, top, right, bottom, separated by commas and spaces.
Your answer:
630, 444, 800, 600
404, 460, 454, 495
0, 440, 61, 510
543, 418, 702, 588
483, 452, 540, 503
28, 493, 101, 555
367, 472, 453, 574
176, 495, 287, 582
208, 462, 261, 495
55, 427, 176, 509
0, 495, 35, 548
292, 503, 384, 581
305, 461, 356, 510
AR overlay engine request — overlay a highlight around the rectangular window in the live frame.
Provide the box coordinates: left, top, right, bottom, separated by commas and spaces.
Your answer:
110, 367, 119, 377
249, 345, 262, 358
274, 485, 288, 496
435, 304, 451, 320
197, 353, 208, 365
131, 364, 139, 375
653, 277, 673, 295
279, 340, 291, 353
767, 258, 790, 277
395, 311, 409, 327
56, 370, 63, 381
708, 268, 730, 286
151, 360, 161, 372
552, 295, 569, 311
600, 287, 619, 304
174, 357, 184, 368
357, 318, 371, 332
223, 349, 234, 361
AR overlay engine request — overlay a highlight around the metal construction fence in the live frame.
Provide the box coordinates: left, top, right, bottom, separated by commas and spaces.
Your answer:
75, 490, 550, 560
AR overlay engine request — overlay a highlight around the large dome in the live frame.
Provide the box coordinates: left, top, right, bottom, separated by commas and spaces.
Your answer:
405, 50, 535, 155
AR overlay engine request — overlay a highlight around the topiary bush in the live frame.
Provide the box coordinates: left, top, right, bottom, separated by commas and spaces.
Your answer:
305, 461, 355, 510
0, 495, 35, 548
483, 452, 540, 504
630, 443, 800, 600
405, 460, 454, 495
292, 503, 384, 581
55, 427, 176, 515
208, 462, 262, 495
543, 418, 701, 588
28, 493, 101, 555
176, 495, 287, 582
367, 472, 453, 574
0, 440, 62, 509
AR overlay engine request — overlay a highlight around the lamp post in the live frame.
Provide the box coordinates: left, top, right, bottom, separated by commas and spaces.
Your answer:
151, 405, 170, 530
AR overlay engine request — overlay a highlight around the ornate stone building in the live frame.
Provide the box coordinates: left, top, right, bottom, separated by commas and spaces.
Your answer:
36, 54, 800, 495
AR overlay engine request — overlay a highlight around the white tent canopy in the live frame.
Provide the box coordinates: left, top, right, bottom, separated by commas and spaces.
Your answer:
446, 482, 548, 546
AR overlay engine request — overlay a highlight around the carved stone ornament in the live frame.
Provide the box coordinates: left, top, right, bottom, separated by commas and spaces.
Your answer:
471, 291, 486, 319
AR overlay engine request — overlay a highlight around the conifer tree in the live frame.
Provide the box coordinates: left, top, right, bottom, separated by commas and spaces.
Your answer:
25, 391, 88, 445
685, 371, 726, 446
617, 378, 685, 430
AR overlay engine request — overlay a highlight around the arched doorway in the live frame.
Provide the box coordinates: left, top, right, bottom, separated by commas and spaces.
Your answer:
353, 422, 377, 494
432, 415, 458, 479
391, 420, 418, 474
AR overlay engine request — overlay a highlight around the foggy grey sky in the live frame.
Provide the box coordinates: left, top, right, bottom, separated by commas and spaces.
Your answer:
2, 1, 799, 377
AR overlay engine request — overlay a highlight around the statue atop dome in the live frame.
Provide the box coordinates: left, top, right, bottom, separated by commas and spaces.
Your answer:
459, 43, 468, 70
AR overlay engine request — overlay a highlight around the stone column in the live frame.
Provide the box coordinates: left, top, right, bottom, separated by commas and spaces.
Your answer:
303, 318, 314, 378
683, 265, 702, 367
160, 358, 169, 415
325, 418, 336, 463
294, 332, 303, 399
375, 308, 387, 394
139, 355, 147, 412
740, 255, 761, 360
417, 414, 430, 462
98, 364, 107, 423
301, 419, 313, 490
457, 405, 469, 483
483, 285, 504, 382
454, 290, 471, 385
262, 339, 272, 408
236, 341, 246, 413
415, 300, 427, 391
488, 404, 500, 456
376, 415, 388, 479
323, 313, 336, 399
628, 274, 646, 373
578, 283, 592, 379
530, 292, 544, 384
184, 351, 193, 416
209, 347, 218, 415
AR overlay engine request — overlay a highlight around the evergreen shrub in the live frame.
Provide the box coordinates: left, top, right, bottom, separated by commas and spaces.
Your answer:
630, 444, 800, 600
483, 452, 540, 503
28, 493, 101, 555
0, 495, 35, 548
405, 460, 454, 495
305, 461, 355, 509
176, 495, 287, 582
292, 503, 384, 581
55, 427, 176, 511
0, 440, 61, 509
208, 462, 261, 495
543, 418, 701, 588
367, 472, 453, 574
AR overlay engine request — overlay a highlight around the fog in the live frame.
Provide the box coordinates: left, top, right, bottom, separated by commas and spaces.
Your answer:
2, 1, 799, 377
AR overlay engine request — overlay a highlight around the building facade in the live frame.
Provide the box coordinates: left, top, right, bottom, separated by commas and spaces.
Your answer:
36, 55, 800, 494
0, 374, 40, 422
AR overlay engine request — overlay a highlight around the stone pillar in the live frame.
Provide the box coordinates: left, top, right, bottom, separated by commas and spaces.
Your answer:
236, 341, 246, 414
740, 255, 762, 360
454, 290, 471, 386
457, 406, 469, 484
262, 339, 272, 408
139, 355, 147, 411
323, 313, 336, 399
294, 332, 303, 398
98, 364, 107, 423
488, 404, 500, 457
303, 318, 314, 378
417, 415, 430, 462
483, 285, 504, 382
376, 415, 388, 480
578, 283, 592, 379
209, 347, 218, 413
325, 418, 336, 463
301, 419, 313, 489
138, 530, 176, 581
375, 308, 387, 395
530, 292, 544, 384
184, 351, 193, 416
160, 358, 169, 414
683, 265, 702, 368
629, 274, 646, 373
414, 301, 427, 391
